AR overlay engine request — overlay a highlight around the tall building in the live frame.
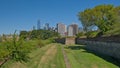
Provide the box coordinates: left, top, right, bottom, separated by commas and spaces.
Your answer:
37, 20, 41, 30
57, 23, 66, 36
44, 23, 49, 30
33, 26, 36, 30
68, 23, 78, 36
71, 24, 79, 36
68, 25, 73, 36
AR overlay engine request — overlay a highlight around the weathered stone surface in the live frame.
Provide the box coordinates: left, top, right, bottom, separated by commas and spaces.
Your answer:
65, 38, 75, 45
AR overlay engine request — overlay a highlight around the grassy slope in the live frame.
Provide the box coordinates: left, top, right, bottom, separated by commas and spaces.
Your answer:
2, 43, 119, 68
65, 45, 119, 68
1, 43, 65, 68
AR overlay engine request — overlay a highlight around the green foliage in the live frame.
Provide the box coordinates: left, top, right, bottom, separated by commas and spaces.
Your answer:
86, 31, 99, 38
20, 31, 28, 39
1, 44, 66, 68
0, 36, 2, 42
20, 30, 60, 40
78, 4, 120, 36
0, 31, 54, 67
7, 31, 30, 62
36, 39, 45, 48
104, 22, 120, 36
0, 45, 9, 60
76, 32, 85, 38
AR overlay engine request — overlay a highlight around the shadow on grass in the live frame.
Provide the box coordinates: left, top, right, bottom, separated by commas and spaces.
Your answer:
67, 45, 120, 67
67, 45, 85, 50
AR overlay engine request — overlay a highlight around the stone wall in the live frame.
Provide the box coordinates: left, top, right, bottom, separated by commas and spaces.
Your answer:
55, 38, 120, 61
65, 38, 75, 45
55, 38, 75, 45
55, 38, 65, 44
76, 39, 120, 61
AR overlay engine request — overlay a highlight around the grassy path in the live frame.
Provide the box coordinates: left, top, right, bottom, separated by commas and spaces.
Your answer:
1, 43, 119, 68
65, 45, 119, 68
62, 45, 71, 68
1, 43, 65, 68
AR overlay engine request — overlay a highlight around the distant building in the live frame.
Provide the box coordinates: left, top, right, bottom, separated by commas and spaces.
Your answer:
57, 23, 66, 36
44, 23, 49, 30
71, 24, 78, 36
37, 20, 41, 30
68, 23, 78, 36
49, 27, 55, 31
33, 26, 36, 30
68, 25, 73, 36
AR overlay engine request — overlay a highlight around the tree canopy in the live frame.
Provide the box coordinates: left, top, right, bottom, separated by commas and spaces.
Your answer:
20, 29, 60, 40
78, 4, 120, 36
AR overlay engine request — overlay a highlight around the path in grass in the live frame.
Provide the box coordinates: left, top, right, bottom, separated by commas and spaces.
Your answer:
1, 43, 65, 68
65, 45, 119, 68
1, 43, 119, 68
62, 46, 71, 68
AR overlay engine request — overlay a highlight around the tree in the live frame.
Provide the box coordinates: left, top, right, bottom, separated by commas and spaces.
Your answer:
93, 5, 117, 34
11, 31, 30, 62
78, 9, 95, 32
78, 4, 119, 36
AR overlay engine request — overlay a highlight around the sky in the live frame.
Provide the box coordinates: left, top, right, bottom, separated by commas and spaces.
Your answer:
0, 0, 120, 35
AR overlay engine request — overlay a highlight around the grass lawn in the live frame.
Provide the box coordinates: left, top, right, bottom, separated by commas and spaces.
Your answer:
1, 43, 119, 68
65, 45, 119, 68
1, 43, 65, 68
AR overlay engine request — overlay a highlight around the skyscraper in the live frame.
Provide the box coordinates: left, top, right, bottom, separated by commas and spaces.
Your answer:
68, 25, 73, 36
71, 24, 78, 36
37, 20, 41, 30
68, 23, 78, 36
57, 23, 66, 36
44, 23, 49, 30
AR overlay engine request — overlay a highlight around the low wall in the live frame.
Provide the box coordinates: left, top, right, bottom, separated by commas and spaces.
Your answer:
55, 38, 75, 45
76, 38, 120, 61
55, 38, 65, 44
65, 38, 75, 45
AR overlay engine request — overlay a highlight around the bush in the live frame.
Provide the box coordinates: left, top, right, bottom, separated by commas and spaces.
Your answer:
37, 40, 45, 48
0, 45, 9, 60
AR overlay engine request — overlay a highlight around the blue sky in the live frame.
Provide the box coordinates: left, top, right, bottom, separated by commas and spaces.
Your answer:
0, 0, 120, 35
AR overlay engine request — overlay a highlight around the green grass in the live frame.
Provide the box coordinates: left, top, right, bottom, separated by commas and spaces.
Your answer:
65, 45, 119, 68
1, 43, 119, 68
1, 43, 65, 68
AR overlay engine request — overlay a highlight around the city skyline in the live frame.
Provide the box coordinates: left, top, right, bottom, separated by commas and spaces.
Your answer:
0, 0, 119, 34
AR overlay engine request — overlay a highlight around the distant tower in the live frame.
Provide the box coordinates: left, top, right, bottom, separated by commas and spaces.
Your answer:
37, 20, 41, 30
68, 25, 73, 36
57, 23, 66, 37
33, 26, 35, 30
44, 23, 49, 30
68, 23, 78, 36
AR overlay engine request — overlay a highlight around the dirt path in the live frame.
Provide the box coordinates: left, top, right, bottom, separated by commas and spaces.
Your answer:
62, 46, 71, 68
38, 44, 57, 67
40, 44, 56, 63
